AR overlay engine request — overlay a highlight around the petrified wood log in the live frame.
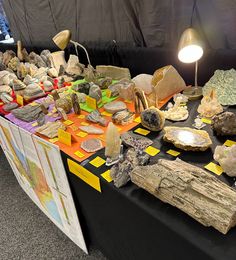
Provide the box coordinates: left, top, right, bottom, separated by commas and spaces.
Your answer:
130, 158, 236, 234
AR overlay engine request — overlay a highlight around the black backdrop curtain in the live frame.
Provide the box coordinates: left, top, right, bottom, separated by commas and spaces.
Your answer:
3, 0, 236, 49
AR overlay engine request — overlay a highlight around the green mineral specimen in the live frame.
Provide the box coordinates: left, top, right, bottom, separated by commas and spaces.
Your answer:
203, 69, 236, 106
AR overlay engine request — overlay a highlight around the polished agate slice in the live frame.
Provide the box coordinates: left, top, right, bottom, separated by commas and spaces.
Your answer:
81, 138, 103, 153
163, 126, 212, 151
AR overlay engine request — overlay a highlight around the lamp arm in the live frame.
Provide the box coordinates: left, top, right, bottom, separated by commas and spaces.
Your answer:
195, 60, 198, 87
70, 40, 91, 66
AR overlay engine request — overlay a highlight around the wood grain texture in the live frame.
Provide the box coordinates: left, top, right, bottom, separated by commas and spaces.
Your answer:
130, 158, 236, 234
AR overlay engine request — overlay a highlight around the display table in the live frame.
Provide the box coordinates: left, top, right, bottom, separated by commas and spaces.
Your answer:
60, 100, 236, 260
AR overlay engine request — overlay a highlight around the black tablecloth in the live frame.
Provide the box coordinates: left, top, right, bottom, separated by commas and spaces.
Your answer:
62, 100, 236, 260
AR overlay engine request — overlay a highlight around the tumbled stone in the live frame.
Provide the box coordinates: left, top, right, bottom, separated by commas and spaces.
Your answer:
79, 125, 104, 134
104, 101, 127, 114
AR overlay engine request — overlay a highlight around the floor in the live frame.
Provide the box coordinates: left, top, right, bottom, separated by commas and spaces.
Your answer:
0, 147, 106, 260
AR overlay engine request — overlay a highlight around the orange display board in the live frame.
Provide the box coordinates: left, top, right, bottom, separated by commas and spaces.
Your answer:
38, 97, 171, 163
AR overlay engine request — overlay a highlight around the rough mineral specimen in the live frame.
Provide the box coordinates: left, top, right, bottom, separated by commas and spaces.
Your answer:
23, 83, 45, 101
79, 125, 104, 135
52, 90, 72, 114
86, 110, 108, 126
163, 126, 212, 151
2, 50, 16, 66
211, 112, 236, 136
71, 93, 81, 115
89, 84, 102, 103
132, 74, 153, 95
49, 51, 67, 73
104, 101, 127, 114
12, 103, 49, 122
43, 80, 54, 92
197, 90, 223, 118
48, 67, 58, 78
0, 85, 12, 95
12, 79, 26, 91
81, 138, 103, 153
118, 81, 135, 101
1, 93, 13, 103
140, 107, 165, 131
8, 57, 20, 71
214, 145, 236, 177
65, 55, 83, 75
0, 70, 17, 85
97, 77, 112, 89
105, 122, 121, 165
40, 49, 52, 67
33, 67, 48, 80
110, 148, 150, 188
112, 109, 135, 125
72, 82, 91, 95
96, 65, 131, 80
130, 158, 236, 234
121, 131, 153, 150
152, 65, 187, 101
164, 96, 189, 121
23, 75, 39, 86
203, 69, 236, 105
3, 102, 18, 112
36, 121, 66, 138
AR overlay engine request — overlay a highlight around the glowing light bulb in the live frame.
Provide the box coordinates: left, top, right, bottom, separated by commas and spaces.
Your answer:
178, 45, 203, 63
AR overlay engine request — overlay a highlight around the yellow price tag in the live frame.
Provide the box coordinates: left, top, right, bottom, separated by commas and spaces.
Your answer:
74, 150, 85, 158
67, 159, 101, 192
201, 118, 212, 124
145, 146, 160, 156
0, 102, 3, 106
86, 96, 97, 110
204, 162, 223, 176
166, 149, 180, 157
89, 156, 106, 168
76, 131, 88, 138
77, 115, 85, 119
69, 125, 79, 131
124, 99, 132, 103
63, 120, 74, 126
16, 95, 24, 106
58, 128, 72, 146
134, 128, 150, 136
81, 122, 89, 126
49, 137, 59, 143
32, 122, 38, 127
224, 140, 236, 147
106, 89, 112, 98
101, 170, 113, 183
134, 117, 141, 123
30, 102, 38, 106
101, 111, 112, 117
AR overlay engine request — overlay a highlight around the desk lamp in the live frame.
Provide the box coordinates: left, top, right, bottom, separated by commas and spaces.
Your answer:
178, 27, 203, 100
52, 30, 91, 65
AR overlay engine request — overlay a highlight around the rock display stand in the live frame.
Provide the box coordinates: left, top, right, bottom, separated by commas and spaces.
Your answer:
130, 158, 236, 234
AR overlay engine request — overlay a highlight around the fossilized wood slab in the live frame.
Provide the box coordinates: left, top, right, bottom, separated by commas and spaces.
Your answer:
130, 158, 236, 234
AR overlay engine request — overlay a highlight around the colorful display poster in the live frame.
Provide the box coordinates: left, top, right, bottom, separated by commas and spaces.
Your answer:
0, 116, 87, 253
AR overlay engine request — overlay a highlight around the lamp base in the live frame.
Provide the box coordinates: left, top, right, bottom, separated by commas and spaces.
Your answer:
183, 86, 203, 100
